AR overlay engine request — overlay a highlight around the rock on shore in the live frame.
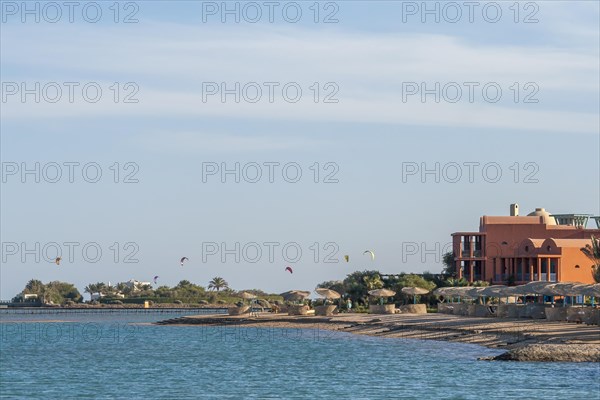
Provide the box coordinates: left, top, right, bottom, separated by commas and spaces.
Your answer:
487, 344, 600, 362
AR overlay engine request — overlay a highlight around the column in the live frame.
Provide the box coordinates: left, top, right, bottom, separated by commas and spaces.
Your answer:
521, 258, 525, 282
547, 258, 551, 281
537, 258, 541, 281
529, 260, 533, 282
469, 262, 474, 283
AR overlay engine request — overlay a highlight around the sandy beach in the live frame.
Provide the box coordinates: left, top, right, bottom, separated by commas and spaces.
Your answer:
155, 312, 600, 362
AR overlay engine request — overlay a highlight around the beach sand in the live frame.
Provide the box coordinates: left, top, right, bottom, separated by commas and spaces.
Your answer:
155, 312, 600, 362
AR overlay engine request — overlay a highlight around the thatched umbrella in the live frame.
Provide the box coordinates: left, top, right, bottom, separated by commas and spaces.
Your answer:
479, 285, 507, 296
509, 281, 553, 303
537, 283, 562, 296
433, 287, 451, 296
580, 284, 600, 306
446, 287, 470, 300
543, 282, 583, 306
581, 283, 600, 297
479, 286, 510, 303
519, 281, 555, 294
463, 287, 489, 303
281, 290, 310, 303
368, 289, 395, 305
237, 291, 258, 314
255, 299, 271, 309
465, 287, 487, 297
239, 291, 257, 300
401, 287, 429, 304
433, 287, 468, 302
315, 288, 341, 306
368, 289, 396, 297
315, 288, 341, 299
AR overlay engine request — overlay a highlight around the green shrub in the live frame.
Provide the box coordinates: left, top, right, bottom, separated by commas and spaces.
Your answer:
174, 300, 183, 305
354, 305, 368, 313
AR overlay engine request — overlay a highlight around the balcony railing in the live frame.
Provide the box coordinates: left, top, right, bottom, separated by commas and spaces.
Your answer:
459, 250, 483, 258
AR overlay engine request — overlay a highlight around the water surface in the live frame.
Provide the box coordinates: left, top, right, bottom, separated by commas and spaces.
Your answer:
1, 311, 598, 399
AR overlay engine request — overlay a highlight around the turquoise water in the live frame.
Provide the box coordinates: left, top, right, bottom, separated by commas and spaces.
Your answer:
1, 311, 598, 399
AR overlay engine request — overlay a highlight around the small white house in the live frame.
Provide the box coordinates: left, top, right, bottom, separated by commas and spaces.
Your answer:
91, 292, 104, 301
126, 279, 152, 291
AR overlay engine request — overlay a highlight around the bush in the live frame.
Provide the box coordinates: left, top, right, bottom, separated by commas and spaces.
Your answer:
174, 300, 183, 305
354, 305, 369, 313
198, 300, 209, 305
110, 300, 123, 305
216, 300, 226, 304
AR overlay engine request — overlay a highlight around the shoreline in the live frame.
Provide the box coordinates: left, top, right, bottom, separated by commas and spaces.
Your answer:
154, 312, 600, 362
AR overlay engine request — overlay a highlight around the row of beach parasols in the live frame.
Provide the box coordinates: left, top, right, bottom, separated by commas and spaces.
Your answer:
433, 282, 600, 304
280, 287, 431, 303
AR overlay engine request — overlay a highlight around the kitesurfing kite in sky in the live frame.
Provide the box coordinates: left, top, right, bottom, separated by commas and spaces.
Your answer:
363, 250, 375, 261
180, 257, 188, 266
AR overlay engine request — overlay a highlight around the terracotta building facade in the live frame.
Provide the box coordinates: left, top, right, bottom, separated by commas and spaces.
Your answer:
452, 205, 600, 285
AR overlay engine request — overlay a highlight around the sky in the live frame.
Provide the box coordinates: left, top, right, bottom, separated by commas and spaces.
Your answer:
1, 0, 599, 299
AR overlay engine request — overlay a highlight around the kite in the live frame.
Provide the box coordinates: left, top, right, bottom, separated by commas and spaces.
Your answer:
363, 250, 375, 261
180, 257, 189, 266
153, 275, 159, 284
55, 257, 61, 265
344, 255, 349, 262
285, 266, 293, 274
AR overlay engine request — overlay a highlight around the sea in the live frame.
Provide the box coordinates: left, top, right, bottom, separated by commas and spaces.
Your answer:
1, 309, 598, 399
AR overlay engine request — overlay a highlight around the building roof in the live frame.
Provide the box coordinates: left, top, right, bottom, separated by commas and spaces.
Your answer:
480, 216, 546, 225
526, 238, 546, 247
544, 238, 593, 248
526, 208, 556, 225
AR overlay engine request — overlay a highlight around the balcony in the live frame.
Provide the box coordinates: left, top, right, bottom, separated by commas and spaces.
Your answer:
459, 250, 483, 258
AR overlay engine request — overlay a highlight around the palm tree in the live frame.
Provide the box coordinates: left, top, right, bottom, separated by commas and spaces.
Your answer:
581, 236, 600, 283
84, 282, 108, 300
445, 277, 469, 287
363, 274, 384, 291
208, 277, 229, 292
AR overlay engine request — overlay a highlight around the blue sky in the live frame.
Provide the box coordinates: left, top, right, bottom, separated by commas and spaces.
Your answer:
1, 1, 599, 298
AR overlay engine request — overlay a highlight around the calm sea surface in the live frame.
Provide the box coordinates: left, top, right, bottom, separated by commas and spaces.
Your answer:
1, 310, 598, 399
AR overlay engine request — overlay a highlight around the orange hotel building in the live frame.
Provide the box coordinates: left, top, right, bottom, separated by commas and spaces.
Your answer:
452, 204, 600, 285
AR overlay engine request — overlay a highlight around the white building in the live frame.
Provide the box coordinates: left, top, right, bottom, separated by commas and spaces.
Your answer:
126, 279, 152, 291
